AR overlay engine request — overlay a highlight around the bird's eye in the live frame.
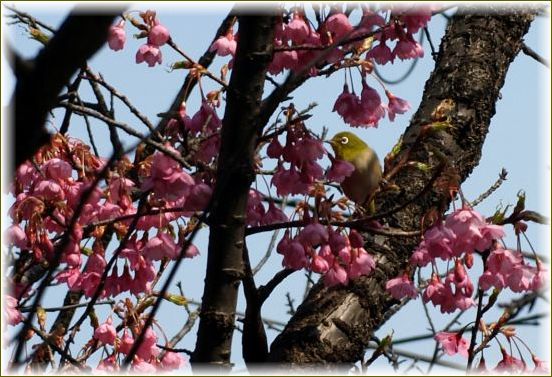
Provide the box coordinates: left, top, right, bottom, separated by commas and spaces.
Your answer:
340, 136, 349, 144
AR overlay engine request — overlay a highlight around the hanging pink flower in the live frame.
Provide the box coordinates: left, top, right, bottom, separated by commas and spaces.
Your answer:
4, 295, 23, 326
210, 31, 237, 56
386, 273, 418, 299
366, 41, 395, 65
94, 317, 117, 345
141, 148, 195, 201
136, 44, 163, 67
386, 90, 411, 121
160, 351, 187, 370
324, 13, 353, 40
108, 20, 126, 51
434, 331, 469, 357
324, 263, 349, 287
148, 22, 170, 46
143, 232, 179, 261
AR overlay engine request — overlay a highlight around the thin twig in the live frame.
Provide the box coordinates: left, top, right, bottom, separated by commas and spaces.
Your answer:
521, 43, 550, 68
56, 102, 192, 168
19, 300, 115, 313
470, 168, 508, 207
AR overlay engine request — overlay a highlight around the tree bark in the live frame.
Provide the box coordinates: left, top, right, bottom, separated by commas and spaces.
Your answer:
191, 14, 275, 369
268, 8, 536, 367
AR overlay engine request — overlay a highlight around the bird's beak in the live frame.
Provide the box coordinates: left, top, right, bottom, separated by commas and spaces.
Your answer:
324, 140, 335, 147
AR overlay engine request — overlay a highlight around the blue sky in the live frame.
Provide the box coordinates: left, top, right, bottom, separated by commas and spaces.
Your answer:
2, 2, 550, 374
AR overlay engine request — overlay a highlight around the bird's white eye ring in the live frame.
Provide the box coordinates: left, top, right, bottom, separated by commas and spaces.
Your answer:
340, 136, 349, 144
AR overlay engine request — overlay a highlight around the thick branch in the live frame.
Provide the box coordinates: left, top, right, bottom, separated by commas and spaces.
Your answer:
12, 6, 124, 168
190, 14, 275, 369
268, 8, 536, 367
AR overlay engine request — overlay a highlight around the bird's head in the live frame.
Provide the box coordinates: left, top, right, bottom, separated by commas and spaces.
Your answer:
327, 131, 369, 161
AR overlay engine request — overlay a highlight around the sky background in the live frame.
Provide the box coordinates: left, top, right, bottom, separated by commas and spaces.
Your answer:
2, 2, 551, 375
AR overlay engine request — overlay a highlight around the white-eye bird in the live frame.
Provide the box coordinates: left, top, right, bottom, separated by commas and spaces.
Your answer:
328, 131, 382, 206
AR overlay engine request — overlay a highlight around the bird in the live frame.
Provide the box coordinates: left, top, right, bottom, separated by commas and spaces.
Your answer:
328, 131, 382, 207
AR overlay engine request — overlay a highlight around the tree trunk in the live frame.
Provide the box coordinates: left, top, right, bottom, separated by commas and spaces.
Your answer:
268, 8, 536, 367
191, 14, 275, 369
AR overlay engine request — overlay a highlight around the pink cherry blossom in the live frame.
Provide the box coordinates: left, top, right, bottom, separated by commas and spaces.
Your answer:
299, 223, 329, 246
532, 355, 549, 374
80, 271, 102, 298
386, 90, 411, 121
141, 148, 195, 201
246, 189, 265, 226
284, 12, 310, 44
361, 81, 382, 112
400, 8, 433, 34
108, 20, 126, 51
184, 182, 213, 212
190, 100, 222, 134
108, 176, 134, 205
33, 180, 65, 201
495, 348, 526, 372
97, 355, 119, 372
5, 224, 27, 249
310, 254, 330, 273
329, 228, 349, 252
324, 13, 353, 40
183, 243, 200, 259
422, 274, 447, 306
348, 248, 376, 279
148, 23, 170, 46
434, 331, 469, 357
324, 263, 349, 287
445, 206, 504, 254
97, 202, 123, 221
160, 351, 187, 370
136, 327, 159, 360
94, 317, 117, 345
386, 273, 418, 299
261, 201, 288, 225
210, 31, 237, 56
16, 161, 40, 190
279, 239, 307, 270
266, 137, 284, 159
271, 164, 310, 196
43, 158, 72, 180
143, 232, 179, 261
393, 36, 424, 60
132, 359, 157, 372
56, 268, 81, 290
136, 43, 163, 67
333, 84, 360, 122
5, 295, 23, 326
118, 330, 134, 354
326, 158, 355, 183
366, 41, 395, 65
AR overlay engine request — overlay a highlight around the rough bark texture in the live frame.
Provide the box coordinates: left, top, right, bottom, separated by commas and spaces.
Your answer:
268, 8, 535, 367
191, 15, 275, 368
12, 8, 122, 168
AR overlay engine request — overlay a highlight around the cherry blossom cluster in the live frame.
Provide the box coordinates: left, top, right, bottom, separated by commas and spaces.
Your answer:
277, 224, 375, 287
384, 205, 548, 370
386, 206, 546, 312
433, 330, 549, 373
210, 6, 431, 75
4, 134, 206, 322
108, 10, 170, 67
208, 6, 428, 128
332, 81, 411, 128
165, 100, 223, 165
93, 316, 186, 372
